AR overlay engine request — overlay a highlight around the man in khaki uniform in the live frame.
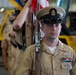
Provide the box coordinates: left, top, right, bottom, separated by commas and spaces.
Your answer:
1, 10, 19, 75
15, 6, 76, 75
14, 11, 33, 75
9, 9, 24, 75
1, 22, 17, 75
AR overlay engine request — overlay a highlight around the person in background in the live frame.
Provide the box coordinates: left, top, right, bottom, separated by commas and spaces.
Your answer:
1, 8, 20, 75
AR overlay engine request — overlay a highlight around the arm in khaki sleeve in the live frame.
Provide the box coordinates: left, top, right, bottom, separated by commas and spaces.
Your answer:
13, 0, 32, 30
1, 25, 13, 70
3, 25, 14, 39
2, 48, 8, 70
15, 47, 33, 75
1, 41, 8, 70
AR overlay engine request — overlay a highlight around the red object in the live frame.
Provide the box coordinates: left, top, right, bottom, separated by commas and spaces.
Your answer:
32, 0, 49, 13
32, 0, 37, 13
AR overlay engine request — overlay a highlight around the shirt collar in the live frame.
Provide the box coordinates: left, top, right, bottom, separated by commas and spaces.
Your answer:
41, 39, 67, 52
58, 40, 67, 52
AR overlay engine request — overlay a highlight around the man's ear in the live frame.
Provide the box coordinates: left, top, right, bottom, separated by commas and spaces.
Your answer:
39, 22, 44, 31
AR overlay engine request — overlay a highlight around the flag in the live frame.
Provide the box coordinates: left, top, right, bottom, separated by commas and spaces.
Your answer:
32, 0, 49, 13
32, 0, 37, 13
39, 0, 49, 9
9, 0, 23, 10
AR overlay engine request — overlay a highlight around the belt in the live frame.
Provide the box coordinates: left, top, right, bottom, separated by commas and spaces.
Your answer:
15, 41, 26, 50
10, 40, 17, 48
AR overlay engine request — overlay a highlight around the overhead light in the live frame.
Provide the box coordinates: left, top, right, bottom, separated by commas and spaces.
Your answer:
0, 8, 5, 12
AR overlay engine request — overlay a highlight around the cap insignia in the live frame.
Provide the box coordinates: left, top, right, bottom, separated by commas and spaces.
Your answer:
50, 8, 57, 16
51, 10, 55, 16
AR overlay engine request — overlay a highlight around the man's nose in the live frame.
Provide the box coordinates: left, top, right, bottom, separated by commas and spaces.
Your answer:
51, 24, 57, 30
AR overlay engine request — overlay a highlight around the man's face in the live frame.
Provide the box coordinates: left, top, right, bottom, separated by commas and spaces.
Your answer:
41, 23, 62, 40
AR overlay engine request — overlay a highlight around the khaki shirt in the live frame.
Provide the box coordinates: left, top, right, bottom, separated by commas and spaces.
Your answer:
1, 25, 16, 57
1, 25, 13, 55
15, 40, 76, 75
15, 23, 32, 47
1, 25, 17, 75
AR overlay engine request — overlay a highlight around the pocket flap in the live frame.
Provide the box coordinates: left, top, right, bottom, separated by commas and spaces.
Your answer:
61, 62, 72, 70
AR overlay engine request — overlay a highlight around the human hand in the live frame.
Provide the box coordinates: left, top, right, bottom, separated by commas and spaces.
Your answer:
9, 31, 16, 38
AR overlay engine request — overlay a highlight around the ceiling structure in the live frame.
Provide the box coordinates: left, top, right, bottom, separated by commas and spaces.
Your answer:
0, 0, 14, 8
0, 0, 76, 11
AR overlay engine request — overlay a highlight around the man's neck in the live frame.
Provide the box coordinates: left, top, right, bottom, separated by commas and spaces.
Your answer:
43, 38, 59, 47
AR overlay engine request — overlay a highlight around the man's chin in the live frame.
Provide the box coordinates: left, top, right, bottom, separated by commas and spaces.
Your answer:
50, 36, 58, 40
